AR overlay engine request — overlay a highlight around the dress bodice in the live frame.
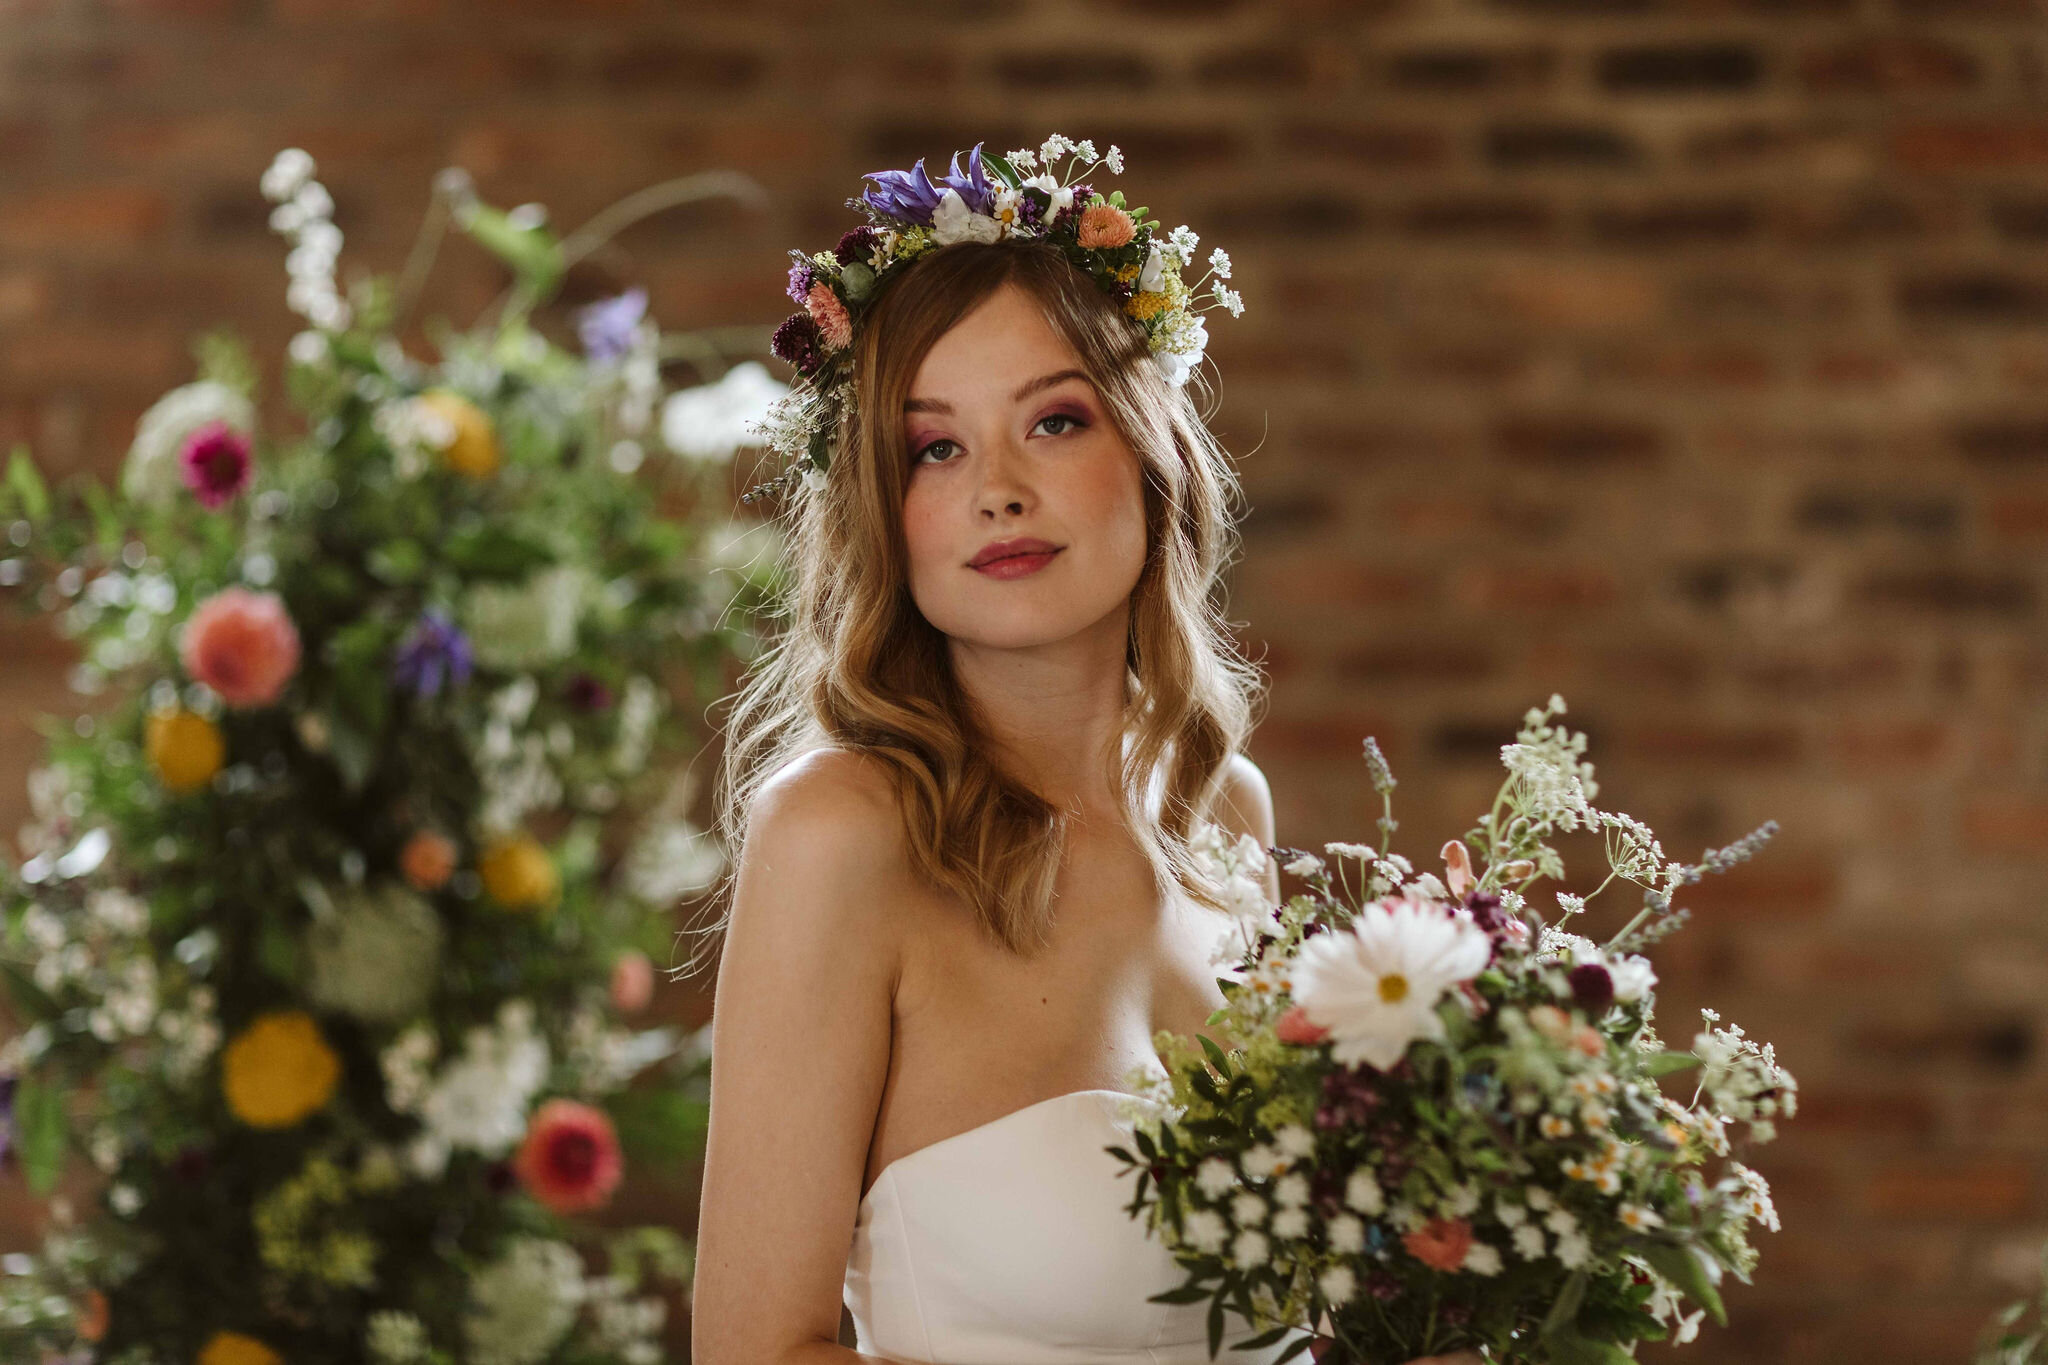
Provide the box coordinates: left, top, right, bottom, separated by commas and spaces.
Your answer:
843, 1088, 1313, 1364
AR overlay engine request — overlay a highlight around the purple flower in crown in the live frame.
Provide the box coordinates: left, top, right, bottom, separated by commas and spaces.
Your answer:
771, 313, 825, 376
577, 288, 648, 363
786, 257, 815, 306
835, 225, 880, 266
392, 608, 474, 699
860, 142, 994, 225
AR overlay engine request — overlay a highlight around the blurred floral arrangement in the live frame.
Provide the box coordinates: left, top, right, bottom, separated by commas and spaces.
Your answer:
1112, 698, 1795, 1363
0, 149, 791, 1362
1979, 1241, 2048, 1365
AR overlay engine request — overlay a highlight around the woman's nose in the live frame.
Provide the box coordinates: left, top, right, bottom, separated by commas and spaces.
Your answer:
975, 439, 1034, 517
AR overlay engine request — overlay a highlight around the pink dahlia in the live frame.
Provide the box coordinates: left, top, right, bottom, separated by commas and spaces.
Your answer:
1077, 204, 1135, 249
179, 588, 301, 708
178, 420, 253, 509
805, 282, 853, 352
514, 1098, 623, 1214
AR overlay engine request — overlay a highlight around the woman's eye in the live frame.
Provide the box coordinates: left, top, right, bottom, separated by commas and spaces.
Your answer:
1037, 412, 1086, 437
914, 439, 958, 465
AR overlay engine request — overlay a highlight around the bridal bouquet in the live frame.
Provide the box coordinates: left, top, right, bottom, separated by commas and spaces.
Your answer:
1111, 697, 1796, 1363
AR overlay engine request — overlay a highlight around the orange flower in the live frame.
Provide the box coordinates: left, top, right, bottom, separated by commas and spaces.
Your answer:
399, 829, 458, 892
415, 390, 500, 479
75, 1290, 109, 1341
1077, 203, 1136, 249
1402, 1217, 1473, 1272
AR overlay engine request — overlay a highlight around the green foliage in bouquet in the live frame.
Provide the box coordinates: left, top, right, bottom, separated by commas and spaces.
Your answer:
1110, 697, 1795, 1364
0, 150, 790, 1363
1979, 1241, 2048, 1365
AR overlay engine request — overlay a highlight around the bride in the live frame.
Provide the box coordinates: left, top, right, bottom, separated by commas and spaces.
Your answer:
690, 143, 1479, 1365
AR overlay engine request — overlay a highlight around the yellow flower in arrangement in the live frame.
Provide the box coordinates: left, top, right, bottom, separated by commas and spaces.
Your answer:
196, 1330, 282, 1365
221, 1011, 340, 1129
479, 835, 559, 912
414, 389, 500, 479
1124, 290, 1170, 322
145, 708, 224, 793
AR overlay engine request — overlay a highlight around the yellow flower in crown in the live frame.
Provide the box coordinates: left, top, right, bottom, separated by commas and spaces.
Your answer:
197, 1331, 282, 1365
221, 1011, 340, 1128
479, 834, 559, 912
413, 389, 500, 479
145, 708, 225, 793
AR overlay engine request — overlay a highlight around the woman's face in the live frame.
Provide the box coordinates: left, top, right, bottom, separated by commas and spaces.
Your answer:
900, 282, 1149, 652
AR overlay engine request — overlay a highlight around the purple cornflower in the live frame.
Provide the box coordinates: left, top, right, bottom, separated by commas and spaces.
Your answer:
860, 142, 994, 224
392, 609, 474, 699
577, 288, 648, 364
179, 421, 253, 509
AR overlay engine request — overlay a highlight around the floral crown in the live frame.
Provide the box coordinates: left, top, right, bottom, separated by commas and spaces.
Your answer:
740, 133, 1244, 504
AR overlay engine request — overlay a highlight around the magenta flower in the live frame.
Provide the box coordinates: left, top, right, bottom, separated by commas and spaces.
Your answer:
178, 420, 253, 509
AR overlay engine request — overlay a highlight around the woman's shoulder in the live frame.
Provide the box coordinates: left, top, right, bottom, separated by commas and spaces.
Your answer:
1209, 750, 1276, 846
743, 746, 913, 892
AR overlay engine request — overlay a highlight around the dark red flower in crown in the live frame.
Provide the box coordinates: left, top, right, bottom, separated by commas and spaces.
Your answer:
835, 225, 880, 266
770, 313, 825, 377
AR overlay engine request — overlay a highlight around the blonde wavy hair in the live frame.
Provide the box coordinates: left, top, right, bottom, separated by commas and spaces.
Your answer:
690, 238, 1263, 971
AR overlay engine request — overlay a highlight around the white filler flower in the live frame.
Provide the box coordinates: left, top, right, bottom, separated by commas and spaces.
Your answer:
1290, 892, 1492, 1070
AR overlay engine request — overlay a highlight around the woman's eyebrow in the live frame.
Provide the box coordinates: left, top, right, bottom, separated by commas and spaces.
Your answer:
903, 368, 1090, 415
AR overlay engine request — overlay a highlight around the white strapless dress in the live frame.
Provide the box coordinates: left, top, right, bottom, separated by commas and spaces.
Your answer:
843, 1088, 1315, 1363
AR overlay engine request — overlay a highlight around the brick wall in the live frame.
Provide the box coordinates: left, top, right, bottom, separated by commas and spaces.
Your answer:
4, 1, 2047, 1360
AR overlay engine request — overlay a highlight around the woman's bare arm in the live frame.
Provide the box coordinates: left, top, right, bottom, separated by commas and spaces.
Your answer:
691, 751, 907, 1365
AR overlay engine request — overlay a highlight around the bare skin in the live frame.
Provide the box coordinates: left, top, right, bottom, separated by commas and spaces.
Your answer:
690, 283, 1476, 1365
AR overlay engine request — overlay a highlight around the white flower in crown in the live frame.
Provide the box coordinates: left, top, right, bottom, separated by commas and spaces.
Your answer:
930, 189, 1004, 246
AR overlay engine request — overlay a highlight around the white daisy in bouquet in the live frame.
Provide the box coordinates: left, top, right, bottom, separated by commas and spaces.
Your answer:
1111, 697, 1797, 1363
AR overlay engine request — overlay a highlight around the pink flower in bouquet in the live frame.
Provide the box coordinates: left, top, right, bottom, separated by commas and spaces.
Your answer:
514, 1098, 623, 1214
610, 950, 654, 1014
1276, 1004, 1330, 1045
179, 420, 253, 508
179, 588, 301, 707
1440, 839, 1474, 900
1402, 1216, 1473, 1273
805, 282, 853, 352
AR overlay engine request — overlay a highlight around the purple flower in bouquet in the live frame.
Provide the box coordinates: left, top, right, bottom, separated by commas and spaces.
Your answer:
564, 672, 613, 712
576, 288, 648, 363
860, 142, 994, 224
179, 420, 253, 509
0, 1073, 15, 1166
392, 609, 474, 699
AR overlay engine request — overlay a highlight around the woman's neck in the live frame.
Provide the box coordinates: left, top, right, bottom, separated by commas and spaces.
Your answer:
946, 604, 1131, 822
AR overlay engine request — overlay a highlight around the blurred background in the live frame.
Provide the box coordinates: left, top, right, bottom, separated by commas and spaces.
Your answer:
3, 0, 2046, 1360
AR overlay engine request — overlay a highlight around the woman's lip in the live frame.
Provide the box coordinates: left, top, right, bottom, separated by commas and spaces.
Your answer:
970, 548, 1062, 578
